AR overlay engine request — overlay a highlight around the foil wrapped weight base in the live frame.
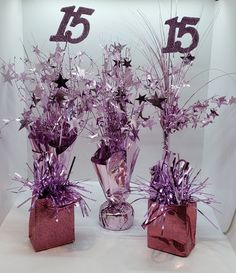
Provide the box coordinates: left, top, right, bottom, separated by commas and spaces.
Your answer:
92, 140, 139, 231
99, 201, 134, 231
147, 202, 197, 257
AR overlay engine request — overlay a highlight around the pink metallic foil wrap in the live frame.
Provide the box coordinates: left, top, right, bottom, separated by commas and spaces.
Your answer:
93, 141, 139, 230
99, 201, 134, 231
147, 201, 197, 257
29, 199, 75, 252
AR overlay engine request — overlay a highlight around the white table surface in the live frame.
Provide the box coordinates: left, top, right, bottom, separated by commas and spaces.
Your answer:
0, 181, 236, 273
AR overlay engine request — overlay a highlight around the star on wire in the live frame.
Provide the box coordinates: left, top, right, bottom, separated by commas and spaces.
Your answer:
135, 94, 147, 105
113, 60, 122, 67
122, 59, 132, 68
229, 96, 236, 104
33, 45, 40, 55
54, 73, 69, 89
1, 69, 15, 85
210, 109, 219, 118
147, 92, 167, 110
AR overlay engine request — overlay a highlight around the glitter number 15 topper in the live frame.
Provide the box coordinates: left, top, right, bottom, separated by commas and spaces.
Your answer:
162, 16, 200, 54
50, 5, 95, 44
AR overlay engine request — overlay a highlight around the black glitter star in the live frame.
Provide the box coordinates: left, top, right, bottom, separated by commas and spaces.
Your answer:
122, 59, 132, 68
113, 60, 122, 67
147, 92, 167, 110
135, 94, 147, 105
54, 73, 69, 89
181, 53, 195, 64
210, 109, 219, 118
32, 93, 40, 106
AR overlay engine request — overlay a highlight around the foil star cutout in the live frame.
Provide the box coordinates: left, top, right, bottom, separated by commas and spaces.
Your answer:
229, 96, 236, 104
215, 96, 227, 107
147, 92, 167, 110
54, 74, 69, 89
1, 69, 15, 85
210, 109, 219, 118
113, 60, 122, 67
33, 45, 40, 55
122, 59, 132, 68
135, 94, 147, 105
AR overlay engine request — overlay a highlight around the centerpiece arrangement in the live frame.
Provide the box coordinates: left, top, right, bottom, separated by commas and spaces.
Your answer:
136, 16, 236, 256
1, 44, 92, 251
88, 43, 153, 230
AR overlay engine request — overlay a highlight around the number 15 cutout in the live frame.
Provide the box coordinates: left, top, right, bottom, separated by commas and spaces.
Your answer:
162, 16, 200, 54
50, 6, 95, 44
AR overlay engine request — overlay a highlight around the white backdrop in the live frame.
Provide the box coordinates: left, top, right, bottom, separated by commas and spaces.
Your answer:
0, 0, 27, 224
203, 0, 236, 249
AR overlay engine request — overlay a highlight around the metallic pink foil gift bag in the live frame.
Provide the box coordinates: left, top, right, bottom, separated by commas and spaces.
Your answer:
29, 199, 75, 252
147, 201, 197, 257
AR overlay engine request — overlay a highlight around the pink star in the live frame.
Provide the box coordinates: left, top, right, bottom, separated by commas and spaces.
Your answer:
33, 45, 40, 55
229, 96, 236, 105
215, 96, 227, 107
18, 72, 28, 82
1, 69, 15, 85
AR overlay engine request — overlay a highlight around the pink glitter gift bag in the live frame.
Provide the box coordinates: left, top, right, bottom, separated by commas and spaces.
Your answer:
29, 199, 75, 252
147, 201, 197, 257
